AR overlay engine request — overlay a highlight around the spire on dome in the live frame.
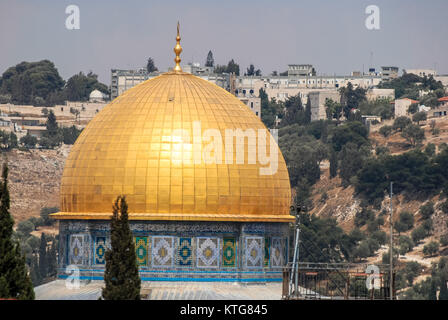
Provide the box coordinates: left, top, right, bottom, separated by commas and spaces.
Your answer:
173, 22, 182, 72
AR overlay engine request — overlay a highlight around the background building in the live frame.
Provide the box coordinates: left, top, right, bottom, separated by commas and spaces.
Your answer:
309, 90, 341, 121
381, 66, 399, 81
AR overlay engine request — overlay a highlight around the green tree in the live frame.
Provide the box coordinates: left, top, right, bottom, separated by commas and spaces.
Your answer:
412, 111, 427, 125
280, 94, 306, 126
353, 240, 371, 261
46, 237, 57, 278
424, 143, 436, 157
379, 125, 393, 138
40, 207, 59, 226
325, 98, 343, 121
205, 51, 214, 68
41, 110, 62, 148
64, 71, 109, 102
330, 121, 369, 152
338, 142, 367, 187
423, 241, 439, 257
339, 82, 366, 118
146, 57, 158, 73
259, 89, 282, 128
398, 235, 414, 255
411, 225, 428, 244
392, 116, 412, 132
38, 233, 47, 280
0, 164, 34, 299
407, 103, 419, 114
17, 220, 34, 236
20, 133, 38, 148
0, 60, 65, 105
245, 64, 261, 76
304, 97, 312, 124
394, 211, 414, 234
101, 196, 141, 300
401, 123, 425, 146
329, 148, 338, 179
403, 261, 422, 286
420, 201, 434, 219
62, 125, 82, 145
0, 131, 18, 150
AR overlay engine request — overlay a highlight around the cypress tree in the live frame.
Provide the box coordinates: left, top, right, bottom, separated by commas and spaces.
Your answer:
30, 255, 41, 287
439, 275, 448, 300
305, 97, 312, 124
0, 163, 34, 299
101, 196, 141, 300
205, 50, 214, 68
46, 237, 57, 278
329, 149, 338, 178
38, 233, 47, 280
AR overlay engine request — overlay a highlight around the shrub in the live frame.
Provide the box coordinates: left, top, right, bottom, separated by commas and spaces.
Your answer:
393, 116, 412, 132
440, 201, 448, 214
371, 230, 387, 245
423, 241, 439, 257
40, 207, 59, 226
382, 248, 399, 264
440, 234, 448, 247
379, 125, 393, 137
398, 235, 415, 255
394, 211, 414, 234
422, 219, 433, 233
403, 261, 423, 286
17, 220, 35, 235
411, 226, 427, 244
354, 208, 375, 227
420, 201, 434, 219
424, 144, 436, 157
20, 133, 38, 148
375, 145, 389, 155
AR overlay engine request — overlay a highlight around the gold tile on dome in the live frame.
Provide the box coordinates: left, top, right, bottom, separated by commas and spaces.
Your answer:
57, 73, 292, 222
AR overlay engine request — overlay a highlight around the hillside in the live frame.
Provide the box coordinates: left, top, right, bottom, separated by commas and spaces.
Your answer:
308, 117, 448, 291
3, 145, 70, 223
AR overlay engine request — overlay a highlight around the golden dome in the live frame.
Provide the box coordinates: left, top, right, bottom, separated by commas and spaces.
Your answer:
52, 71, 293, 222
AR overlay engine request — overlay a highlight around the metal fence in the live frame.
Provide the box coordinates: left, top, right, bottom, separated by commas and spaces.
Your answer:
282, 262, 395, 300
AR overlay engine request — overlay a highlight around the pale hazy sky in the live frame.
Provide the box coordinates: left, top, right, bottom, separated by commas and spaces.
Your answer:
0, 0, 447, 84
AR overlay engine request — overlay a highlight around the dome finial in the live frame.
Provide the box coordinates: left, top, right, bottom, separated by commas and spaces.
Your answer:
173, 21, 182, 72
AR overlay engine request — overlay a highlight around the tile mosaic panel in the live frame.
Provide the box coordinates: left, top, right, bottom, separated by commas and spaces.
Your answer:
135, 237, 149, 266
152, 236, 174, 268
245, 236, 263, 268
197, 237, 219, 268
222, 237, 236, 267
271, 237, 286, 268
177, 237, 193, 267
69, 234, 84, 265
94, 236, 107, 265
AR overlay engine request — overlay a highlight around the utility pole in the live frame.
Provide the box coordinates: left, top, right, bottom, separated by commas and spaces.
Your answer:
389, 181, 394, 300
290, 205, 301, 297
